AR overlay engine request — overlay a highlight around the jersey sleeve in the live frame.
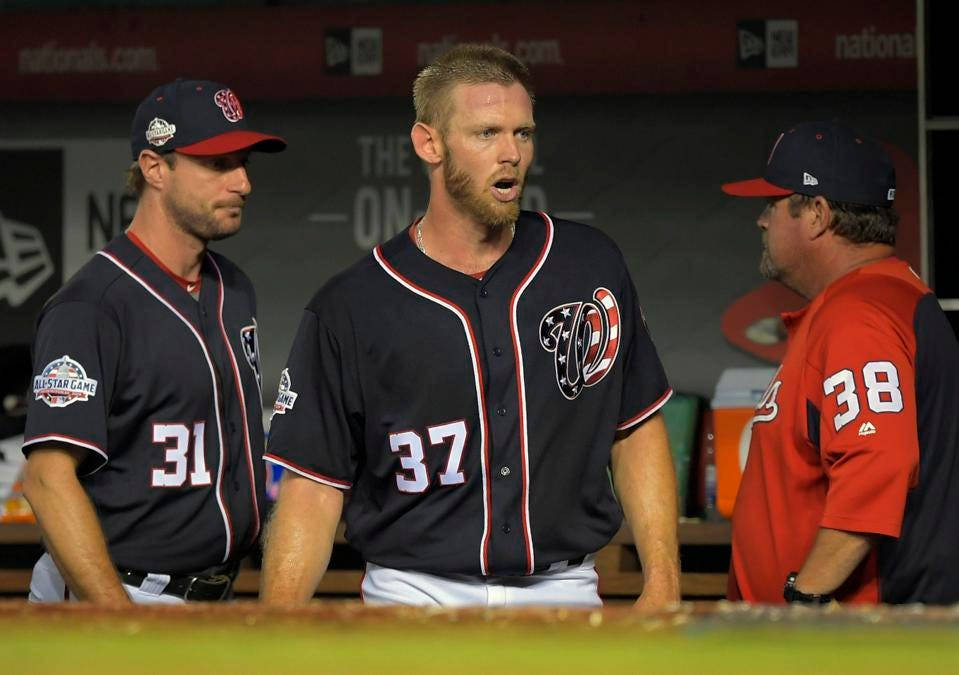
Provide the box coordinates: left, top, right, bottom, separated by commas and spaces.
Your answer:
22, 301, 121, 474
265, 309, 359, 490
809, 300, 918, 538
616, 268, 672, 430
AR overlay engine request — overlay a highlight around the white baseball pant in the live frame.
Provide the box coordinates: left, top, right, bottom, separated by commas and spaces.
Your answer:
28, 552, 185, 605
361, 554, 601, 607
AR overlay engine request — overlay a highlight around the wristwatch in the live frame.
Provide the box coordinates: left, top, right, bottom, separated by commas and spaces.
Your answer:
783, 571, 832, 604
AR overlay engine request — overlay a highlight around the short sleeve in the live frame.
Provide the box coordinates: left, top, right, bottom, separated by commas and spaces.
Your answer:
265, 309, 360, 490
23, 301, 121, 473
616, 269, 672, 430
811, 304, 918, 538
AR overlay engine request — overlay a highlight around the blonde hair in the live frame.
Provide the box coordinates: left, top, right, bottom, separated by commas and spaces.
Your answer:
125, 153, 177, 196
413, 43, 534, 132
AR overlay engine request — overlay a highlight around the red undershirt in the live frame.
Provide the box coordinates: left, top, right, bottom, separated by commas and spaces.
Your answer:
126, 231, 203, 295
407, 225, 487, 280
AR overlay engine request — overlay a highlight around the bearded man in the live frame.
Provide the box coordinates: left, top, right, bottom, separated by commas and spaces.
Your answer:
261, 45, 679, 610
23, 79, 285, 604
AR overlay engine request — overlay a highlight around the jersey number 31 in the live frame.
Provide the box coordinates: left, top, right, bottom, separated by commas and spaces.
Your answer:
151, 422, 212, 488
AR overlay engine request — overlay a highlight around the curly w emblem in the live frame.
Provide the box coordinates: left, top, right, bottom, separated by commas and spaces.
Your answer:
539, 287, 621, 400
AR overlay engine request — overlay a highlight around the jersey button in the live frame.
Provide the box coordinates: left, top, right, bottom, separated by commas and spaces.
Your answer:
502, 523, 511, 534
493, 347, 503, 357
479, 288, 489, 298
496, 407, 507, 416
500, 466, 510, 477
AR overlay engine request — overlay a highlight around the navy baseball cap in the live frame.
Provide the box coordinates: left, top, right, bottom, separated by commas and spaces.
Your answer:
131, 78, 286, 160
722, 121, 896, 207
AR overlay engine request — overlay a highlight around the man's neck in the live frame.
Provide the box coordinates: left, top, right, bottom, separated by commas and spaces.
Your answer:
417, 201, 515, 276
127, 202, 205, 280
801, 242, 895, 300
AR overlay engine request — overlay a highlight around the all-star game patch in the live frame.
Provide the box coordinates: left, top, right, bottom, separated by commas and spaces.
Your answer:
272, 368, 298, 417
33, 354, 98, 408
146, 117, 176, 147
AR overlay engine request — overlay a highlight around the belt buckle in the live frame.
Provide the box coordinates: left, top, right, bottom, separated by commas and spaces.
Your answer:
183, 573, 232, 601
181, 575, 200, 600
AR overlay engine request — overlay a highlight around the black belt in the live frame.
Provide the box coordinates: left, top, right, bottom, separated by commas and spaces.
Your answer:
118, 566, 237, 601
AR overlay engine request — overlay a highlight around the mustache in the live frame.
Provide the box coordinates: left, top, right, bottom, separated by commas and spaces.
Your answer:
214, 199, 246, 209
490, 172, 522, 187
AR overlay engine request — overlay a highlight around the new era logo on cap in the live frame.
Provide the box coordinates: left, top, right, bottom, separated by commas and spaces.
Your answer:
131, 79, 286, 160
721, 121, 896, 207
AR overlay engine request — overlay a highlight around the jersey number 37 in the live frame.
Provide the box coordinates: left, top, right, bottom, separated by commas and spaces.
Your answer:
389, 420, 468, 494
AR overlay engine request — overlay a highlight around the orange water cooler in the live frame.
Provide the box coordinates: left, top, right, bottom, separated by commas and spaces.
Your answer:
709, 368, 778, 518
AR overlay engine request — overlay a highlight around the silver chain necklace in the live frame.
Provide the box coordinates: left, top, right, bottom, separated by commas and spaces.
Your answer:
416, 219, 515, 257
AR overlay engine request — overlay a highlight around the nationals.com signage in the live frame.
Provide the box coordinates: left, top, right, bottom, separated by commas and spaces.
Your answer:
1, 0, 915, 101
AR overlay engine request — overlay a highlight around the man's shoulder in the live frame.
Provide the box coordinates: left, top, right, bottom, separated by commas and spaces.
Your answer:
822, 260, 926, 320
303, 250, 381, 316
527, 211, 627, 274
534, 211, 623, 257
811, 260, 927, 346
45, 251, 127, 313
205, 249, 254, 294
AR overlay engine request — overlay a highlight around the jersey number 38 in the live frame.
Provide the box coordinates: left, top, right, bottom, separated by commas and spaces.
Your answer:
823, 361, 903, 432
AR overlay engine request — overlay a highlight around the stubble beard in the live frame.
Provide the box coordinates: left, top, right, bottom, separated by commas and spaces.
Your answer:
443, 148, 521, 229
758, 235, 780, 281
164, 190, 242, 243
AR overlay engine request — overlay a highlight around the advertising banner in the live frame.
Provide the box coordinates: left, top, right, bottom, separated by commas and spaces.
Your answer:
1, 1, 916, 101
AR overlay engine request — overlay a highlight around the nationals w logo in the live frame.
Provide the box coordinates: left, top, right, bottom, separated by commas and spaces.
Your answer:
539, 287, 621, 400
214, 89, 244, 123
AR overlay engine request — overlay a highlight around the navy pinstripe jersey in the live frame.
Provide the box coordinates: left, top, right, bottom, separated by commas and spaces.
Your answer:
23, 234, 266, 574
266, 211, 671, 576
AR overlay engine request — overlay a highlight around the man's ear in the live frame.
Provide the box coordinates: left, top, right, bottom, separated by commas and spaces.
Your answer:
807, 195, 833, 240
411, 122, 443, 165
138, 150, 168, 190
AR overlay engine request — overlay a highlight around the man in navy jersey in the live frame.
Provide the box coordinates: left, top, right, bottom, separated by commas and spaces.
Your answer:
262, 45, 680, 609
22, 79, 285, 604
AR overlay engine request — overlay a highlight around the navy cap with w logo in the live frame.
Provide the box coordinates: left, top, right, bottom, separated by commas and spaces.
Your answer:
131, 78, 286, 160
722, 121, 896, 207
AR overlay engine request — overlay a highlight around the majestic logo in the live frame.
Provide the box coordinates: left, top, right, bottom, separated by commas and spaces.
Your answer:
803, 172, 819, 186
145, 117, 176, 146
240, 321, 261, 387
214, 89, 244, 123
33, 355, 98, 408
858, 421, 877, 437
0, 214, 55, 308
272, 368, 298, 416
539, 287, 621, 400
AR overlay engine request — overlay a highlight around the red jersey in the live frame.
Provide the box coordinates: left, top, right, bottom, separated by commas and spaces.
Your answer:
729, 257, 959, 604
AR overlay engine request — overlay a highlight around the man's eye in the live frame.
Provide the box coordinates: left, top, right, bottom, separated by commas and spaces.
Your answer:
480, 129, 494, 139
